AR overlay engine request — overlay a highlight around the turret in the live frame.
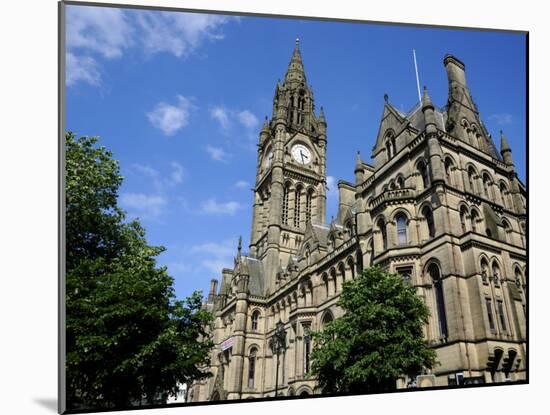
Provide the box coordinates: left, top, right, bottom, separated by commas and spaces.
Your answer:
500, 130, 514, 166
354, 151, 365, 184
422, 86, 445, 184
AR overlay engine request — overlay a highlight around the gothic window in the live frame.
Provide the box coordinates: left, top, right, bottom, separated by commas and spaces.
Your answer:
499, 182, 509, 209
497, 300, 507, 332
331, 268, 337, 294
305, 189, 313, 224
282, 183, 290, 225
347, 257, 355, 279
294, 186, 302, 227
480, 258, 489, 282
397, 266, 413, 285
305, 245, 310, 266
322, 273, 329, 298
377, 219, 387, 250
502, 219, 511, 243
429, 263, 448, 338
483, 174, 492, 200
418, 161, 430, 190
303, 325, 311, 374
251, 310, 260, 331
444, 158, 453, 184
468, 167, 477, 194
422, 206, 435, 239
485, 298, 496, 331
248, 348, 257, 388
338, 262, 346, 283
368, 239, 374, 266
396, 213, 408, 245
396, 176, 405, 189
322, 311, 334, 328
460, 206, 468, 234
386, 141, 392, 159
470, 209, 479, 233
491, 262, 501, 289
356, 249, 363, 275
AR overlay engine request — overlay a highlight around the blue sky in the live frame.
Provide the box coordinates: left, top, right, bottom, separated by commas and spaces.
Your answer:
65, 5, 526, 301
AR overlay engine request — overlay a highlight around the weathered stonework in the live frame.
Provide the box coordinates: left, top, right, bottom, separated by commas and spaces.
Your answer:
189, 41, 527, 402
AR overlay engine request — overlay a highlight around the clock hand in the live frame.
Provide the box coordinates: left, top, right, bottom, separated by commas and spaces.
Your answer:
300, 150, 305, 163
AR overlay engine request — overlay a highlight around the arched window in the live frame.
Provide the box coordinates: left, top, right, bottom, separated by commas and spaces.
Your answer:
304, 245, 310, 266
294, 185, 302, 228
282, 183, 290, 225
338, 262, 346, 283
248, 348, 257, 388
347, 258, 355, 279
480, 258, 490, 282
368, 239, 374, 266
418, 161, 429, 190
470, 209, 479, 233
468, 167, 477, 194
396, 176, 405, 189
305, 189, 313, 224
322, 273, 329, 298
386, 141, 392, 159
377, 219, 387, 250
460, 206, 468, 234
330, 268, 337, 294
499, 182, 509, 209
492, 262, 500, 285
303, 325, 311, 374
514, 267, 524, 289
428, 263, 448, 338
422, 206, 435, 239
483, 174, 492, 200
396, 213, 408, 245
251, 310, 260, 331
444, 158, 453, 184
322, 312, 334, 328
502, 220, 511, 243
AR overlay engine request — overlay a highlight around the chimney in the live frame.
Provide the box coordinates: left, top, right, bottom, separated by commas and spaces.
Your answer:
444, 54, 467, 87
207, 278, 218, 303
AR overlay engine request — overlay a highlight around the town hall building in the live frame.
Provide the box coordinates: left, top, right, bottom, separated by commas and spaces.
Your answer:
188, 40, 527, 401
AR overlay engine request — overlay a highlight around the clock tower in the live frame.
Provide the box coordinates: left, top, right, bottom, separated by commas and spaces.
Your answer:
249, 39, 328, 294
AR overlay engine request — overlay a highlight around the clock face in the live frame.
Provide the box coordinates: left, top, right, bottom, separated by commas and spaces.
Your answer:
291, 144, 311, 165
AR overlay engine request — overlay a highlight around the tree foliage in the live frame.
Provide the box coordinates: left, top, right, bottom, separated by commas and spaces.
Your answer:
65, 132, 213, 410
310, 267, 437, 394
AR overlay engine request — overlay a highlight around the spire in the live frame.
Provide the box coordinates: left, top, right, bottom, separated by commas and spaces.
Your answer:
284, 37, 306, 84
261, 116, 269, 132
355, 151, 362, 170
500, 130, 514, 166
319, 106, 326, 123
421, 85, 434, 110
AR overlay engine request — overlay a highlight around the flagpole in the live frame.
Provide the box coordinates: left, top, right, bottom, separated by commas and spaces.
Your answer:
413, 49, 421, 103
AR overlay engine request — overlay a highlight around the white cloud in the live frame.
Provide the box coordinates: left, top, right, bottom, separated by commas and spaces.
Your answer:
210, 106, 231, 131
67, 6, 133, 59
147, 95, 194, 136
65, 6, 233, 86
206, 145, 231, 162
326, 176, 339, 199
120, 192, 167, 219
237, 110, 259, 129
190, 239, 237, 275
200, 198, 242, 215
66, 52, 101, 86
170, 161, 185, 184
135, 12, 231, 58
234, 180, 250, 189
489, 113, 513, 125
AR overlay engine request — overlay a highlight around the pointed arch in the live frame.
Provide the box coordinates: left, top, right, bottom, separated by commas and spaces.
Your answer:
395, 212, 408, 245
422, 205, 435, 239
416, 159, 430, 190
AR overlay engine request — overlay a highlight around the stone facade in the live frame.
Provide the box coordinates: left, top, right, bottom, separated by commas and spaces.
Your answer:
188, 40, 527, 402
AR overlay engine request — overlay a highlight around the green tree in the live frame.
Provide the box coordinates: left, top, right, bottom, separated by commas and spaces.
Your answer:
310, 267, 437, 394
65, 132, 213, 410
